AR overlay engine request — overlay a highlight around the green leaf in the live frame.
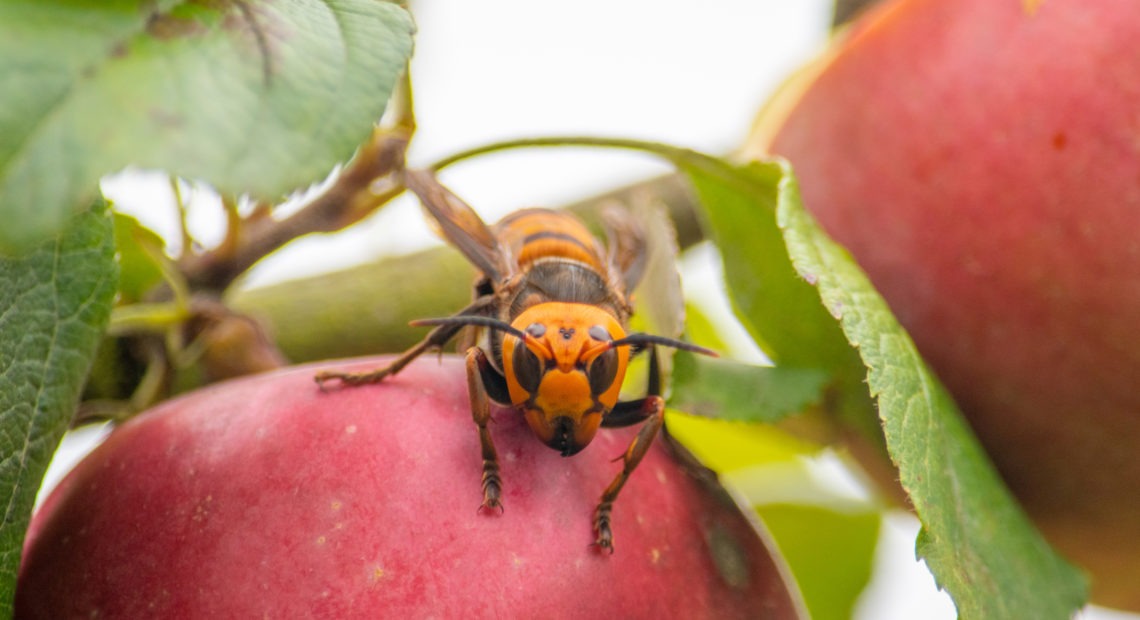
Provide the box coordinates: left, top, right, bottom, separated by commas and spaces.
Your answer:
0, 0, 415, 252
677, 300, 730, 353
681, 161, 850, 371
670, 352, 829, 423
0, 201, 117, 615
767, 159, 1088, 618
112, 212, 165, 304
757, 504, 879, 620
678, 159, 878, 438
665, 412, 821, 472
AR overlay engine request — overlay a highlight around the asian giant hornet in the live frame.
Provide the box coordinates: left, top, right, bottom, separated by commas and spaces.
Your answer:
315, 170, 715, 551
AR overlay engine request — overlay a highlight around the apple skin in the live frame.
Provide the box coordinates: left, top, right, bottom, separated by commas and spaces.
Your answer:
17, 356, 802, 619
750, 0, 1140, 607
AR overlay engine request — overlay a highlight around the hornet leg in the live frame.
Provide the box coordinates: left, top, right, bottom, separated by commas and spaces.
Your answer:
593, 345, 665, 552
467, 346, 507, 513
314, 297, 492, 389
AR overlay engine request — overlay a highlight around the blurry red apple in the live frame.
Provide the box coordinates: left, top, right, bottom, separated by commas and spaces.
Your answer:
746, 0, 1140, 607
17, 356, 802, 619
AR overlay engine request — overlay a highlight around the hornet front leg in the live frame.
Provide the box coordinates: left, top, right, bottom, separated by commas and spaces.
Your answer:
466, 346, 512, 514
593, 345, 665, 552
314, 297, 493, 389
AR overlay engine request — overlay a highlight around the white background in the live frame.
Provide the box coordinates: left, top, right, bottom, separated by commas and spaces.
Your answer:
67, 1, 1137, 618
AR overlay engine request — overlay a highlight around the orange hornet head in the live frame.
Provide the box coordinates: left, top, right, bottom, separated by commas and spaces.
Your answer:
501, 303, 630, 456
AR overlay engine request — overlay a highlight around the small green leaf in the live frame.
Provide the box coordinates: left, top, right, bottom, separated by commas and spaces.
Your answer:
771, 160, 1088, 618
112, 212, 165, 304
757, 504, 879, 620
0, 200, 117, 615
678, 300, 730, 353
0, 0, 415, 251
665, 412, 821, 472
671, 352, 829, 423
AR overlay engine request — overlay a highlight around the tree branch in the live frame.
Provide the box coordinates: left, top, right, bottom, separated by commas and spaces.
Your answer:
180, 128, 411, 292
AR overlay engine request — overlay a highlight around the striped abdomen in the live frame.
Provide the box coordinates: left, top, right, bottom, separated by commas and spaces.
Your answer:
495, 209, 608, 274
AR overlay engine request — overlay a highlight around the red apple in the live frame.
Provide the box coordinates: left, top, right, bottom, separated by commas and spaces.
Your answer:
747, 0, 1140, 608
17, 356, 802, 618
